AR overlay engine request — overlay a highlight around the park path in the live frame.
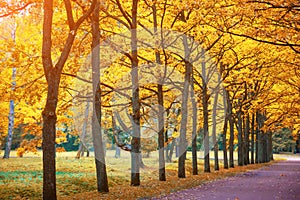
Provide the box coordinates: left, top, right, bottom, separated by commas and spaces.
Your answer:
153, 156, 300, 200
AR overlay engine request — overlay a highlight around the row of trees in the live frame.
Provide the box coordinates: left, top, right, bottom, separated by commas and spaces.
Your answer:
0, 0, 299, 199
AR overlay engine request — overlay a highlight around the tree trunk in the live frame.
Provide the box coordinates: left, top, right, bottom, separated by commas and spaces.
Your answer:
158, 84, 166, 180
165, 109, 170, 162
91, 2, 109, 192
222, 89, 229, 169
42, 72, 59, 200
255, 125, 259, 164
250, 113, 255, 164
152, 3, 166, 181
190, 74, 198, 175
262, 133, 267, 163
42, 0, 57, 199
3, 23, 16, 159
42, 0, 96, 198
130, 0, 141, 186
3, 98, 15, 159
237, 109, 244, 166
165, 129, 170, 162
202, 49, 210, 173
212, 89, 219, 171
244, 114, 250, 165
178, 33, 192, 178
256, 112, 265, 163
227, 91, 234, 168
268, 132, 273, 161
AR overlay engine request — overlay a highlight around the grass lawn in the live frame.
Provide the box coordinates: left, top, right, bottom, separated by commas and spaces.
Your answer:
0, 150, 279, 199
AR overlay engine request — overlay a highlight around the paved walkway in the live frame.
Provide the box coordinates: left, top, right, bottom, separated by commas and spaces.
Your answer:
153, 157, 300, 200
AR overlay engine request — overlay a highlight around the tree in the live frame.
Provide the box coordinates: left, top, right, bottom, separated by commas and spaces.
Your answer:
91, 0, 109, 192
151, 2, 166, 181
191, 73, 198, 175
130, 0, 141, 186
41, 0, 96, 198
212, 80, 220, 170
3, 19, 16, 159
201, 51, 210, 173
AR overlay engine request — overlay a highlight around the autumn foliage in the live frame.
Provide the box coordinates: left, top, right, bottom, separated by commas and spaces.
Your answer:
0, 0, 299, 199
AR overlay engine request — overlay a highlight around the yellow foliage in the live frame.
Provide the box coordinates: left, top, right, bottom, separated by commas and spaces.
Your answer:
56, 147, 66, 153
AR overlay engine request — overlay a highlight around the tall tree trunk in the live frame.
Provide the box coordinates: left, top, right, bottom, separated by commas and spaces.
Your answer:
212, 89, 219, 171
42, 1, 57, 199
202, 49, 210, 173
152, 3, 166, 181
256, 112, 265, 163
178, 33, 192, 178
91, 2, 109, 192
191, 74, 198, 175
130, 0, 141, 186
165, 109, 170, 162
268, 132, 273, 161
237, 109, 244, 166
158, 84, 166, 181
3, 22, 16, 159
262, 133, 267, 163
42, 0, 96, 198
255, 124, 259, 164
244, 114, 250, 165
227, 91, 234, 168
250, 113, 255, 164
3, 88, 15, 159
42, 80, 59, 200
222, 89, 229, 169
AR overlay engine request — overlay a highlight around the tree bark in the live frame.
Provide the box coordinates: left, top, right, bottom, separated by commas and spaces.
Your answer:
202, 49, 210, 173
42, 0, 96, 198
158, 84, 166, 181
268, 132, 273, 161
130, 0, 141, 186
212, 88, 219, 171
3, 98, 15, 158
91, 1, 109, 192
178, 33, 192, 178
222, 88, 229, 169
256, 112, 265, 163
42, 0, 57, 199
226, 90, 234, 168
191, 74, 198, 175
4, 17, 17, 159
250, 113, 255, 164
152, 3, 166, 181
244, 114, 250, 165
3, 25, 16, 158
255, 124, 259, 164
237, 109, 244, 166
42, 71, 59, 200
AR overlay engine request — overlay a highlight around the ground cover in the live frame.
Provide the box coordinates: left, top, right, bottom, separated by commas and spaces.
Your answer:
0, 151, 276, 199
